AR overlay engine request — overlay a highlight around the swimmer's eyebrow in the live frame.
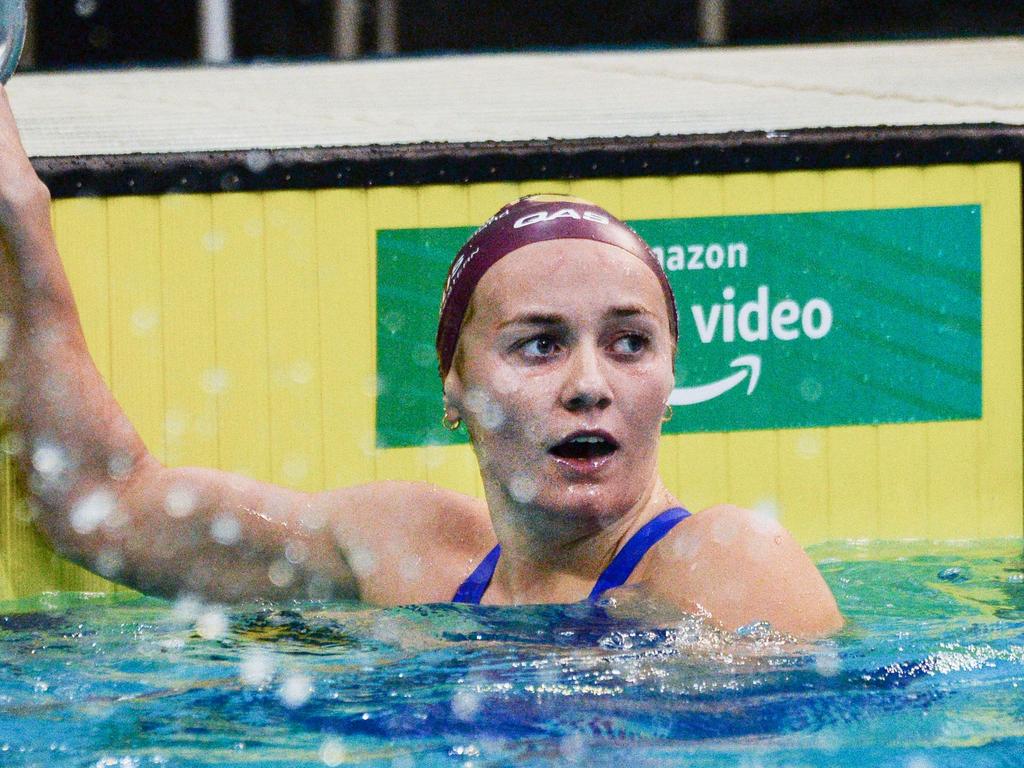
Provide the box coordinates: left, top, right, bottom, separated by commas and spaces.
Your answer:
498, 312, 566, 329
607, 305, 655, 320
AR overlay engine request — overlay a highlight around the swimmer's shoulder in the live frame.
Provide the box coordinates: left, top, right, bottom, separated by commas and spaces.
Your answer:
641, 504, 844, 637
321, 481, 494, 605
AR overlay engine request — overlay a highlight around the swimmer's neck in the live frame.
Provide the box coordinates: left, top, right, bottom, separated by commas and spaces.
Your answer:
481, 477, 678, 605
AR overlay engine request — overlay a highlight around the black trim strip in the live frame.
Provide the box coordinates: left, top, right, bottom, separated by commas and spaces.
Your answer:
31, 124, 1024, 199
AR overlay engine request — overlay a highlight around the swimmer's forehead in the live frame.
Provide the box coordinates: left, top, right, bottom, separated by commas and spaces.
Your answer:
468, 239, 672, 329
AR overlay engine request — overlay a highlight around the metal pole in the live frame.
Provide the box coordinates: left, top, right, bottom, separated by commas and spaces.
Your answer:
198, 0, 233, 64
375, 0, 398, 55
331, 0, 362, 59
697, 0, 728, 45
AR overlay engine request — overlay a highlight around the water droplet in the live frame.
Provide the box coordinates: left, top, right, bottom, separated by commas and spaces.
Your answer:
172, 594, 202, 621
202, 230, 226, 253
795, 432, 821, 458
799, 377, 823, 402
129, 306, 159, 336
74, 0, 98, 17
268, 558, 295, 587
451, 688, 480, 721
210, 513, 241, 545
70, 488, 116, 534
165, 410, 188, 438
200, 368, 230, 395
106, 452, 134, 481
284, 540, 309, 564
95, 548, 124, 578
164, 484, 198, 518
319, 737, 347, 766
349, 547, 376, 577
288, 360, 314, 385
509, 472, 538, 503
814, 649, 842, 676
244, 150, 272, 173
0, 313, 12, 361
279, 672, 313, 708
559, 733, 586, 761
32, 442, 67, 479
195, 608, 228, 640
239, 647, 275, 686
282, 456, 309, 484
465, 388, 504, 430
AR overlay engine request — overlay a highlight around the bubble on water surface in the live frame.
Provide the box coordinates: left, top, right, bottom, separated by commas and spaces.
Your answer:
70, 489, 116, 534
210, 513, 242, 545
195, 608, 228, 640
318, 737, 347, 766
164, 484, 198, 518
239, 648, 275, 687
279, 672, 313, 708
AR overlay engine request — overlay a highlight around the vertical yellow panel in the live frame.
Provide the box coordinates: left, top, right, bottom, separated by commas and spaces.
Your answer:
318, 189, 378, 490
773, 171, 830, 543
263, 191, 324, 491
52, 198, 111, 381
671, 175, 729, 514
617, 177, 680, 498
368, 186, 428, 484
871, 167, 930, 539
159, 195, 218, 469
822, 169, 880, 541
720, 174, 778, 510
211, 193, 272, 480
107, 196, 166, 461
918, 165, 981, 539
416, 184, 480, 496
976, 163, 1023, 537
468, 183, 521, 224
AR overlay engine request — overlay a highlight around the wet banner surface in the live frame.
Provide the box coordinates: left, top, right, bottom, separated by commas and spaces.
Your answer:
376, 205, 981, 447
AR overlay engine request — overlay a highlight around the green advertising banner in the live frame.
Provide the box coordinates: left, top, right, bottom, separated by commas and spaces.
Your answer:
376, 205, 981, 448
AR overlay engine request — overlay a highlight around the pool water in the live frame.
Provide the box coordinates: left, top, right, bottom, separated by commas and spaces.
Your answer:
1, 540, 1023, 767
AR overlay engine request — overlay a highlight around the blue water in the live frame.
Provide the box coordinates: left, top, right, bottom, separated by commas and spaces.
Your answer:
1, 540, 1023, 767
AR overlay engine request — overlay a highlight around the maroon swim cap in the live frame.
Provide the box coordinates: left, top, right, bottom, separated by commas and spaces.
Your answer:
436, 194, 679, 379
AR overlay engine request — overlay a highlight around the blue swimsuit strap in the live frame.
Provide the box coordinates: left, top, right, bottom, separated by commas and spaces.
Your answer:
452, 506, 691, 604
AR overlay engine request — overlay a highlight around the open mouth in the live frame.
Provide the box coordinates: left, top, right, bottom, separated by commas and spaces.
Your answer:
549, 432, 619, 461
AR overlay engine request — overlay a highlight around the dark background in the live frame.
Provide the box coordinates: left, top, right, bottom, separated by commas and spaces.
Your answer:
27, 0, 1024, 70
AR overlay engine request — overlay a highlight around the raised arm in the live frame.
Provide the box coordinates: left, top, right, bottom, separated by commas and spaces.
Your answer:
0, 87, 488, 604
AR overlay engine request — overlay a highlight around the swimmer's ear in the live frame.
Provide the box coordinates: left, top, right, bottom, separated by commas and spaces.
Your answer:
442, 367, 464, 424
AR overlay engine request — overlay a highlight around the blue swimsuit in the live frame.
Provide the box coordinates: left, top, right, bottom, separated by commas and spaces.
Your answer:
452, 506, 691, 604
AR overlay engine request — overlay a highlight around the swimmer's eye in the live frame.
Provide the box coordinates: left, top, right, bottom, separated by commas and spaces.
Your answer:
517, 335, 561, 359
610, 333, 649, 356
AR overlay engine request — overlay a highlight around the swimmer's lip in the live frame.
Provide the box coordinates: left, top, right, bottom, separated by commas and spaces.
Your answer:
548, 430, 620, 463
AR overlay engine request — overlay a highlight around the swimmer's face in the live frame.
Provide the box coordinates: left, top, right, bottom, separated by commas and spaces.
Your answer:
444, 239, 675, 524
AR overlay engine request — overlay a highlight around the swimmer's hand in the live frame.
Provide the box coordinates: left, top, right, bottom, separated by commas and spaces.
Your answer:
637, 505, 844, 639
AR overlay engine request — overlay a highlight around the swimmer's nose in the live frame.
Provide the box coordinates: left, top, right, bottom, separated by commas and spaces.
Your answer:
561, 343, 612, 412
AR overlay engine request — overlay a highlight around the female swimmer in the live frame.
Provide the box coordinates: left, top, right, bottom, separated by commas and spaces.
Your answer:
0, 87, 841, 636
